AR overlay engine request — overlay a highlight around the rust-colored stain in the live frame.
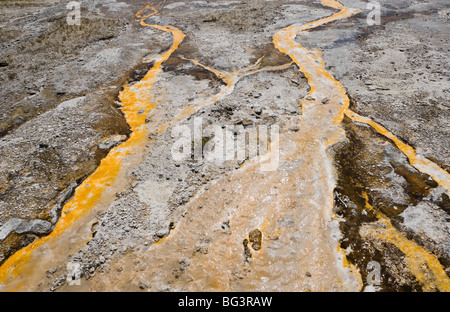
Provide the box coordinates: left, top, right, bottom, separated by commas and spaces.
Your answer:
1, 0, 449, 291
344, 110, 450, 193
360, 192, 450, 291
0, 2, 185, 286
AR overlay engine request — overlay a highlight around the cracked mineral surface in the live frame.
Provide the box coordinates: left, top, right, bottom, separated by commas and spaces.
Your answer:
0, 0, 449, 292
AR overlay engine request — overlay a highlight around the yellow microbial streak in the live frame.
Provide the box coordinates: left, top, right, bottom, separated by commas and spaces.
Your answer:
0, 2, 185, 285
273, 0, 359, 126
274, 0, 450, 289
159, 55, 293, 132
345, 110, 450, 193
361, 193, 450, 291
2, 0, 448, 292
0, 1, 291, 287
273, 0, 361, 278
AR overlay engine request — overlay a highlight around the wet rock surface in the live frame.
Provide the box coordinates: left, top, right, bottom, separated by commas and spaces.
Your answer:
0, 0, 448, 292
0, 0, 170, 264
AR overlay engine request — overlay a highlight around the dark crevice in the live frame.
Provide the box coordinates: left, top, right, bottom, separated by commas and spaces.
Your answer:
332, 108, 450, 290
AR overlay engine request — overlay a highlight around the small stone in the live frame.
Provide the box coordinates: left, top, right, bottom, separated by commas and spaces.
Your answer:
15, 219, 52, 235
0, 218, 24, 240
139, 279, 151, 289
305, 271, 312, 277
321, 98, 329, 104
243, 239, 252, 263
249, 229, 262, 251
98, 135, 127, 150
46, 266, 58, 278
156, 230, 167, 238
221, 221, 230, 231
241, 119, 253, 127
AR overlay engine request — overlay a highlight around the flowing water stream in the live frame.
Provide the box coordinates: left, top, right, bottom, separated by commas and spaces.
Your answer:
0, 0, 449, 292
